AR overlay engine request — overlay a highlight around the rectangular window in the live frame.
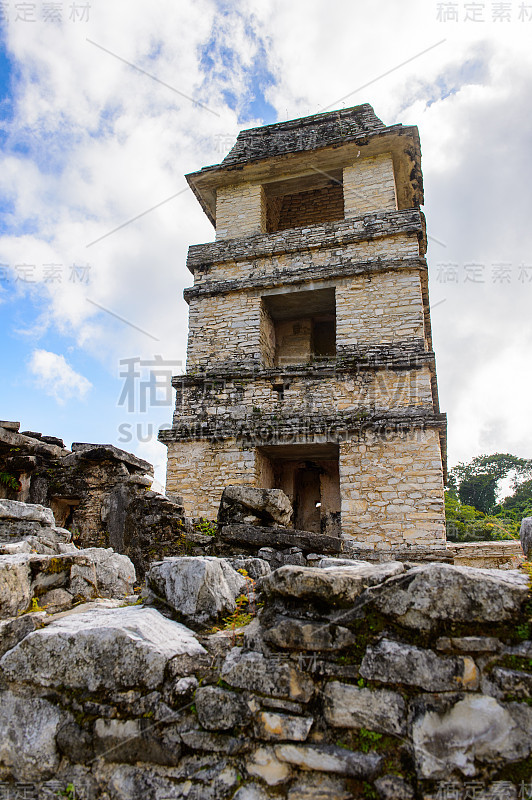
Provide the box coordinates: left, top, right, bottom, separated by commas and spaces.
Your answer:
261, 287, 336, 367
264, 171, 344, 233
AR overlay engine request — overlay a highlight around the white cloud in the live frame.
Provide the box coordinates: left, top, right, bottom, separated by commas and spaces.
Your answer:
1, 0, 531, 473
29, 349, 92, 404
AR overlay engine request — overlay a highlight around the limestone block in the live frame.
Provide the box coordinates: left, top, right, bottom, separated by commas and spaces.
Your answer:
323, 681, 406, 736
246, 746, 291, 785
274, 743, 382, 778
412, 694, 532, 778
0, 499, 55, 526
0, 554, 32, 617
233, 786, 271, 800
218, 485, 293, 527
489, 666, 532, 700
374, 775, 415, 799
226, 556, 271, 580
76, 547, 136, 597
0, 611, 46, 658
0, 606, 206, 690
520, 516, 532, 558
147, 556, 247, 626
0, 690, 65, 780
253, 711, 314, 742
370, 563, 529, 631
360, 639, 479, 691
287, 774, 353, 799
93, 717, 182, 765
195, 686, 251, 731
221, 647, 314, 702
260, 562, 404, 605
262, 616, 356, 652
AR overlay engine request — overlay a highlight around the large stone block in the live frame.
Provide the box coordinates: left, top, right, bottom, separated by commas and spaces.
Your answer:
0, 554, 32, 617
369, 562, 529, 630
147, 556, 248, 626
218, 485, 293, 527
360, 639, 479, 691
260, 561, 404, 605
253, 711, 314, 742
323, 681, 406, 736
263, 615, 356, 652
274, 743, 382, 778
411, 694, 532, 778
0, 606, 205, 690
0, 499, 55, 526
221, 647, 314, 702
195, 686, 251, 731
220, 523, 343, 555
0, 690, 65, 780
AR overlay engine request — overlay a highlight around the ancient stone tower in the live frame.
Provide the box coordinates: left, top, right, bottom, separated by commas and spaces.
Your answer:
160, 104, 447, 551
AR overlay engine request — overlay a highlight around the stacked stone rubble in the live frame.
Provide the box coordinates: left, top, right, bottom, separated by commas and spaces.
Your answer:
1, 543, 531, 799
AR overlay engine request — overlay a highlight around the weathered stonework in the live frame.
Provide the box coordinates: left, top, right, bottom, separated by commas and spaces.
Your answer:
161, 104, 447, 550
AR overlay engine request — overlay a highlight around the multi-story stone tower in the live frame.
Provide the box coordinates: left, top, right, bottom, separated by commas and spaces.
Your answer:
160, 104, 447, 551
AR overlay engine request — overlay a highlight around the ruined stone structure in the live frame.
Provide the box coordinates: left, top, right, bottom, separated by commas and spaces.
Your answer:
161, 104, 447, 551
1, 501, 531, 799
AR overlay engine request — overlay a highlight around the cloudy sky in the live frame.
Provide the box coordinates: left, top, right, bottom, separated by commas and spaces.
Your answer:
0, 0, 531, 484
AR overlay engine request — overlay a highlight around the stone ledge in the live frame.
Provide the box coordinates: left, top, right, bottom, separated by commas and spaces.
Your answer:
159, 409, 447, 445
186, 208, 424, 272
219, 524, 343, 555
184, 256, 427, 301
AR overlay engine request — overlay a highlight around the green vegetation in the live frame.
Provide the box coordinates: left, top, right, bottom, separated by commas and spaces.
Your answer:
0, 470, 21, 492
446, 452, 532, 541
358, 727, 383, 753
194, 518, 218, 537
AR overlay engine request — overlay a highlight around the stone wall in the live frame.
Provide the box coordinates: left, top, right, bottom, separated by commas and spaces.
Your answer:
0, 423, 195, 578
339, 429, 446, 548
173, 369, 435, 423
2, 550, 531, 799
272, 183, 344, 231
216, 183, 266, 241
336, 270, 426, 350
186, 266, 427, 371
343, 153, 398, 216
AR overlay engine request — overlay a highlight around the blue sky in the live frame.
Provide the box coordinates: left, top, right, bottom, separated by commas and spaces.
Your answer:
1, 0, 531, 483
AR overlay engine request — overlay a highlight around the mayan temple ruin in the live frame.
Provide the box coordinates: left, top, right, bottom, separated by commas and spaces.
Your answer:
160, 104, 448, 552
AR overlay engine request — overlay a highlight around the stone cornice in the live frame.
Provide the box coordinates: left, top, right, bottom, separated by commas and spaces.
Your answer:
184, 256, 427, 302
186, 208, 425, 274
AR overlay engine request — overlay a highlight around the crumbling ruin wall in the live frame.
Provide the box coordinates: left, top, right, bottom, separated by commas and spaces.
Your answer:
1, 538, 531, 800
0, 422, 196, 577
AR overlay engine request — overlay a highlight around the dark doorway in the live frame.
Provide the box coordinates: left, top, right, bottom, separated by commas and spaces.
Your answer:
294, 465, 322, 533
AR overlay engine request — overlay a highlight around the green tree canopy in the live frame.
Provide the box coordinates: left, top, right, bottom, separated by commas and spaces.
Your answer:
449, 453, 532, 514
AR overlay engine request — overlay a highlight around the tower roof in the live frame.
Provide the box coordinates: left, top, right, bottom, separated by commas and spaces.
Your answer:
220, 104, 386, 167
186, 104, 423, 226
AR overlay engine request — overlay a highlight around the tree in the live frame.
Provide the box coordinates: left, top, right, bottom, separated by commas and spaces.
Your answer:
445, 452, 532, 542
450, 453, 532, 515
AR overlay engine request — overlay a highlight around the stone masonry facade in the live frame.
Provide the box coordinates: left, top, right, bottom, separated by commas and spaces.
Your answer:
161, 104, 447, 550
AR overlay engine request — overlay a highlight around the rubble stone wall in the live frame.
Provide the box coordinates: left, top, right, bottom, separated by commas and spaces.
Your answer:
2, 548, 531, 800
339, 428, 446, 547
186, 267, 426, 370
273, 183, 344, 230
189, 228, 419, 288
